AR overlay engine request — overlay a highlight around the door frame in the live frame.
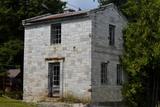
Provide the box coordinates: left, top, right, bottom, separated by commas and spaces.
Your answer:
48, 60, 64, 98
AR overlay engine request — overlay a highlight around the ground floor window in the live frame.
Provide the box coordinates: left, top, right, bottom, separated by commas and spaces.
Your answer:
117, 64, 123, 85
101, 62, 108, 85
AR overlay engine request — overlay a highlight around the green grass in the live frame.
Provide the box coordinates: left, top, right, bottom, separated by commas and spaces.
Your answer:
0, 97, 36, 107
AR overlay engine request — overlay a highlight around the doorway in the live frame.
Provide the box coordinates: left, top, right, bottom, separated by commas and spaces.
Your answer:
48, 62, 60, 97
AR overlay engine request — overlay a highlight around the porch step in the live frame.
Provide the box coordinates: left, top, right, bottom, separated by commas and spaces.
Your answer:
45, 97, 61, 102
38, 103, 125, 107
38, 102, 88, 107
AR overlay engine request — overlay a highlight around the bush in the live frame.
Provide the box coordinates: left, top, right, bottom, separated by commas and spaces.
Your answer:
4, 91, 23, 100
0, 90, 3, 97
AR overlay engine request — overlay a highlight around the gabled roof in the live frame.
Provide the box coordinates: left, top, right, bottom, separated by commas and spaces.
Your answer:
23, 11, 88, 26
23, 3, 127, 26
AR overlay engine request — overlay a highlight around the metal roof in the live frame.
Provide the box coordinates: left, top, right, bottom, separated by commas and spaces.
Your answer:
23, 11, 88, 25
22, 3, 127, 26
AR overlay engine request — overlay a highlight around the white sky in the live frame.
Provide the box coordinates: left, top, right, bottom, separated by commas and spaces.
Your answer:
62, 0, 99, 10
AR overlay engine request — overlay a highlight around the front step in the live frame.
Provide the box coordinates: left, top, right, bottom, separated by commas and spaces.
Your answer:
44, 97, 61, 102
38, 102, 88, 107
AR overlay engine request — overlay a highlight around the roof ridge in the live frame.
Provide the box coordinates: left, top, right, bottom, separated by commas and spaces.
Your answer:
23, 11, 89, 25
22, 3, 126, 26
24, 13, 51, 21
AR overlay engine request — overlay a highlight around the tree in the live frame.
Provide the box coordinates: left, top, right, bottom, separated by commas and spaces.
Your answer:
0, 0, 66, 74
98, 0, 160, 106
0, 0, 66, 43
121, 0, 160, 107
0, 40, 23, 71
98, 0, 127, 7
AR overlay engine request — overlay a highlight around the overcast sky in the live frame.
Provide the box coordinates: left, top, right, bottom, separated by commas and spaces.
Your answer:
62, 0, 99, 10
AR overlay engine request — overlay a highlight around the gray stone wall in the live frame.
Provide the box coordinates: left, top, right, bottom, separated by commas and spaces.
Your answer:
90, 5, 127, 102
24, 24, 50, 102
23, 4, 127, 104
23, 18, 92, 102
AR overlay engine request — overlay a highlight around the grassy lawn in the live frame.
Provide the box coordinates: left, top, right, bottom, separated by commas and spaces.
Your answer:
0, 97, 36, 107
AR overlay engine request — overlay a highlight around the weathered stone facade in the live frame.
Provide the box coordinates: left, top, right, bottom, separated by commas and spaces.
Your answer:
24, 18, 92, 102
90, 5, 127, 103
23, 3, 127, 106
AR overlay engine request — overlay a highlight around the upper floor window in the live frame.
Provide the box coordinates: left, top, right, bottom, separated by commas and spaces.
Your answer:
101, 62, 108, 85
109, 24, 115, 46
117, 64, 123, 85
51, 23, 61, 44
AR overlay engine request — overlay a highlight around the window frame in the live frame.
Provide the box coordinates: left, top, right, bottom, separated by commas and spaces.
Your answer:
117, 64, 123, 85
51, 23, 61, 45
101, 62, 108, 85
48, 62, 60, 87
48, 62, 60, 97
109, 24, 115, 46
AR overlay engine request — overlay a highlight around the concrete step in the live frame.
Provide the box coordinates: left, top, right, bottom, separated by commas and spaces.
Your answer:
44, 97, 60, 102
38, 103, 88, 107
37, 103, 125, 107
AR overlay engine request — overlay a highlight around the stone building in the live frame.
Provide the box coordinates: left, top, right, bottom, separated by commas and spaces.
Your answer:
23, 3, 127, 106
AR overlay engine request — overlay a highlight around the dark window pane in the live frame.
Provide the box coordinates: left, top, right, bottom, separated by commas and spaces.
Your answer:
101, 62, 108, 85
109, 24, 115, 46
117, 64, 122, 85
51, 24, 61, 44
48, 62, 60, 97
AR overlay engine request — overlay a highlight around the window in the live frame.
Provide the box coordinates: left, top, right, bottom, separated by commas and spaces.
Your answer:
109, 24, 115, 46
48, 62, 60, 86
51, 24, 61, 44
101, 62, 108, 85
53, 62, 60, 86
117, 64, 123, 85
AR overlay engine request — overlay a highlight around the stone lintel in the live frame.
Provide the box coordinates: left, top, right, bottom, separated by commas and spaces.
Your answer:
45, 57, 65, 61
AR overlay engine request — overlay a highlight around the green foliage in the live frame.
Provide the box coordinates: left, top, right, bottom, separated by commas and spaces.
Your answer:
0, 0, 66, 43
0, 91, 3, 97
4, 91, 23, 100
121, 0, 160, 106
98, 0, 127, 7
0, 0, 66, 73
120, 0, 139, 20
0, 40, 23, 72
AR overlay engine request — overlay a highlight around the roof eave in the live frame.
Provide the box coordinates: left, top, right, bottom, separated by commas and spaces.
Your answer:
23, 12, 89, 26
